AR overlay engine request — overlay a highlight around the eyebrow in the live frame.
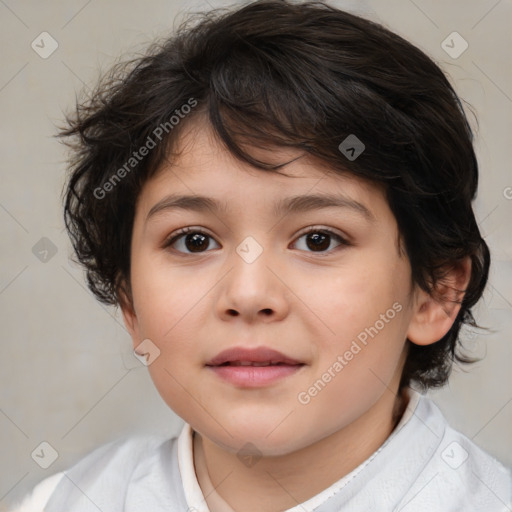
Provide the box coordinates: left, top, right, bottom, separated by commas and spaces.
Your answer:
146, 193, 375, 222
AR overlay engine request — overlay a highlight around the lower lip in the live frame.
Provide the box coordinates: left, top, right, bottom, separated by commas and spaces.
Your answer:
207, 364, 304, 387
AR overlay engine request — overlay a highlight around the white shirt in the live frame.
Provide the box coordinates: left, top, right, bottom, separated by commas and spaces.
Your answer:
9, 389, 512, 511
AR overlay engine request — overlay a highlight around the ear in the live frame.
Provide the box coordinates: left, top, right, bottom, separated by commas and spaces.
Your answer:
118, 284, 141, 349
407, 256, 472, 346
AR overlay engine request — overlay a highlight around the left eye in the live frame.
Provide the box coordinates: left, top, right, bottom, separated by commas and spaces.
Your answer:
163, 227, 348, 254
292, 228, 348, 253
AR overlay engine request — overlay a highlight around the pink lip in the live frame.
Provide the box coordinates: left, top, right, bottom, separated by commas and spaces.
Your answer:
206, 346, 302, 366
205, 346, 305, 388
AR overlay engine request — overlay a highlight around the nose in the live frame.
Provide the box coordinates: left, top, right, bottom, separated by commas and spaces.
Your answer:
216, 242, 290, 324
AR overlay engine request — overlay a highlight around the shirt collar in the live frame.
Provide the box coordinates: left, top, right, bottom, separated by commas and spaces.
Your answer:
177, 387, 424, 512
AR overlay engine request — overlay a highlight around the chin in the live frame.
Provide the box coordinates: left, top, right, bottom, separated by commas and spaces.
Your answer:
203, 420, 312, 457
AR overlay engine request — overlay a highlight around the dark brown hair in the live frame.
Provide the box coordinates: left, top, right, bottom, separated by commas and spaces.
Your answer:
60, 0, 489, 390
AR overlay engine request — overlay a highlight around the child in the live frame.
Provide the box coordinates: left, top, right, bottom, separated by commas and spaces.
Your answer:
12, 1, 511, 510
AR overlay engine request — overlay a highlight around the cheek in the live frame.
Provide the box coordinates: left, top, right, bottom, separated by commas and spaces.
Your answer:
307, 269, 393, 332
131, 257, 206, 340
130, 260, 210, 413
306, 257, 410, 367
129, 257, 216, 399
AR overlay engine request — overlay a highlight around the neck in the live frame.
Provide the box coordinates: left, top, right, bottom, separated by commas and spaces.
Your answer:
193, 388, 409, 512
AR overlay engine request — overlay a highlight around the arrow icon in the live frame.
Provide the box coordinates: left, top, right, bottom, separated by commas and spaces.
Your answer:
133, 339, 160, 366
237, 442, 262, 467
441, 32, 468, 59
236, 236, 263, 263
31, 32, 59, 59
441, 440, 468, 469
31, 441, 59, 468
338, 134, 365, 161
32, 237, 58, 262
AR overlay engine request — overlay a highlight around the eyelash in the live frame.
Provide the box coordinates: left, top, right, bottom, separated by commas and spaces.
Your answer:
162, 226, 351, 256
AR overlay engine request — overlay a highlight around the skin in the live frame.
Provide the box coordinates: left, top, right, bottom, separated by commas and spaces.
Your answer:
122, 118, 471, 512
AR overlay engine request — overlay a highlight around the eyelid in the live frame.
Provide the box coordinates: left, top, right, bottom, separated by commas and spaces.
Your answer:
294, 225, 349, 241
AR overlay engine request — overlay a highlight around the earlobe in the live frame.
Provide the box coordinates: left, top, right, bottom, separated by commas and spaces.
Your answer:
121, 303, 139, 340
407, 257, 472, 346
118, 287, 141, 347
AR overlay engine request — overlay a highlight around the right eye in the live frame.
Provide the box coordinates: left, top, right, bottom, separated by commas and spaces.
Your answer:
163, 227, 221, 254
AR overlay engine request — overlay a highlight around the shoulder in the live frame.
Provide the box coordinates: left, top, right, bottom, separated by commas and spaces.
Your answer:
438, 423, 512, 509
70, 432, 174, 470
55, 433, 176, 487
400, 393, 512, 511
8, 472, 65, 512
9, 433, 179, 512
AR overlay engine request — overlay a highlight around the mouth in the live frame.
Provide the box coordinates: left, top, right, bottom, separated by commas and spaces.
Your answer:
205, 346, 305, 387
214, 361, 303, 367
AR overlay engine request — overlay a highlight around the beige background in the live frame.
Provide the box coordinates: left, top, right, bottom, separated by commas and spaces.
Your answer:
1, 0, 511, 508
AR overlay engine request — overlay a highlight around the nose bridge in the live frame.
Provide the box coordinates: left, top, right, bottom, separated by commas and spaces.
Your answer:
217, 234, 288, 321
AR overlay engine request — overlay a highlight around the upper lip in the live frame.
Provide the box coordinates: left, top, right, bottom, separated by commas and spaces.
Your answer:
206, 346, 303, 366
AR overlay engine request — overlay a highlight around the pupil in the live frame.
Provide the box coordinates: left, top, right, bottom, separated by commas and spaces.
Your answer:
186, 233, 208, 252
307, 232, 329, 251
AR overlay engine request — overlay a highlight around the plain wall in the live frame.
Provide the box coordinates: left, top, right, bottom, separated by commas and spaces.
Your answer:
1, 0, 511, 508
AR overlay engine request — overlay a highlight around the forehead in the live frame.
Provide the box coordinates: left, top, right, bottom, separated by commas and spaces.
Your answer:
140, 119, 387, 216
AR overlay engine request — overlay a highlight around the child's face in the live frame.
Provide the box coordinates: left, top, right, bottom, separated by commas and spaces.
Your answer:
123, 119, 421, 456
